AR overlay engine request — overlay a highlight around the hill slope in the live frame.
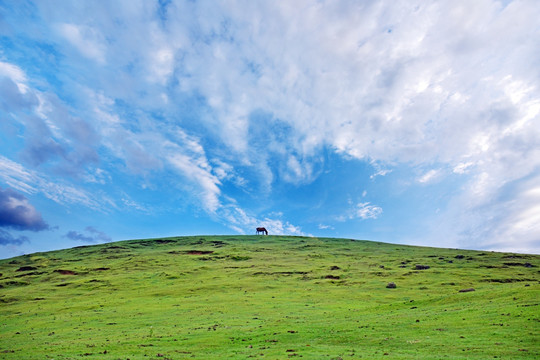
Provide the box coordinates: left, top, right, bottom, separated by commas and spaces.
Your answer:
1, 235, 539, 359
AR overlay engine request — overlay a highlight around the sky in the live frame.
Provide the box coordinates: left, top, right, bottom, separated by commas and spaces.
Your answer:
1, 0, 539, 259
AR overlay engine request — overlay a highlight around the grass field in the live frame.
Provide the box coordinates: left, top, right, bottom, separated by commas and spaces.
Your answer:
0, 235, 538, 359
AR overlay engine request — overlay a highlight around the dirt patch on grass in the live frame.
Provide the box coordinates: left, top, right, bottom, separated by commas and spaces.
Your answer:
154, 239, 176, 244
210, 240, 228, 247
481, 278, 537, 283
184, 250, 214, 255
54, 269, 77, 275
15, 271, 46, 277
502, 255, 529, 259
229, 255, 250, 261
324, 275, 341, 280
16, 266, 38, 272
188, 238, 206, 245
130, 239, 176, 247
168, 250, 215, 255
188, 250, 214, 255
503, 262, 535, 267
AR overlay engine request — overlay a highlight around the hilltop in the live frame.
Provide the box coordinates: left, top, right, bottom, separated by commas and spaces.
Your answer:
1, 235, 539, 359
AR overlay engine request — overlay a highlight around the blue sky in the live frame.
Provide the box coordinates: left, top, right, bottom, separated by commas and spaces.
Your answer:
1, 0, 539, 259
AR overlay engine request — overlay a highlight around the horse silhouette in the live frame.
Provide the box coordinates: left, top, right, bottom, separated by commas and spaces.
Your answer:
256, 227, 268, 235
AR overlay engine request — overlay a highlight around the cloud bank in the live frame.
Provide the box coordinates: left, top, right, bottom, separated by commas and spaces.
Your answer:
0, 187, 48, 247
0, 187, 48, 231
0, 0, 539, 255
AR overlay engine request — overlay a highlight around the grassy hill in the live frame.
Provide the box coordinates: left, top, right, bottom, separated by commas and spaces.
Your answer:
0, 235, 538, 359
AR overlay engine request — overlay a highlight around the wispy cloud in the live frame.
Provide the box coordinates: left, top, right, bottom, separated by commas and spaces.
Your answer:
0, 61, 29, 93
0, 229, 29, 246
336, 201, 383, 222
0, 156, 105, 210
418, 169, 442, 184
356, 202, 383, 220
65, 226, 111, 243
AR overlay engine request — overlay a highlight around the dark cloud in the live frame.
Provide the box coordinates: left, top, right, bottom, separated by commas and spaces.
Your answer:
0, 187, 49, 231
65, 230, 95, 243
0, 229, 29, 246
85, 226, 112, 242
65, 226, 111, 243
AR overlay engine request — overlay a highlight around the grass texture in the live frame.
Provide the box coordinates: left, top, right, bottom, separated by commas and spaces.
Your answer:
0, 235, 539, 359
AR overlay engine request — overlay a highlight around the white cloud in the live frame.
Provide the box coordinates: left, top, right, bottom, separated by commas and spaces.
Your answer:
337, 199, 383, 222
121, 196, 149, 214
0, 156, 38, 195
453, 162, 474, 174
148, 47, 174, 84
356, 202, 383, 220
86, 90, 224, 214
418, 169, 442, 184
370, 168, 392, 180
3, 0, 539, 252
56, 23, 106, 63
165, 0, 538, 249
168, 151, 221, 213
0, 61, 29, 93
218, 204, 304, 236
87, 94, 224, 213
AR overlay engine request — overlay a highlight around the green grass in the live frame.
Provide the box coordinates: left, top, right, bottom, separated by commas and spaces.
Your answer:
1, 235, 538, 359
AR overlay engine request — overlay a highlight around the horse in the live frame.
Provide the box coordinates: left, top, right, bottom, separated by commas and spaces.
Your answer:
256, 227, 268, 235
